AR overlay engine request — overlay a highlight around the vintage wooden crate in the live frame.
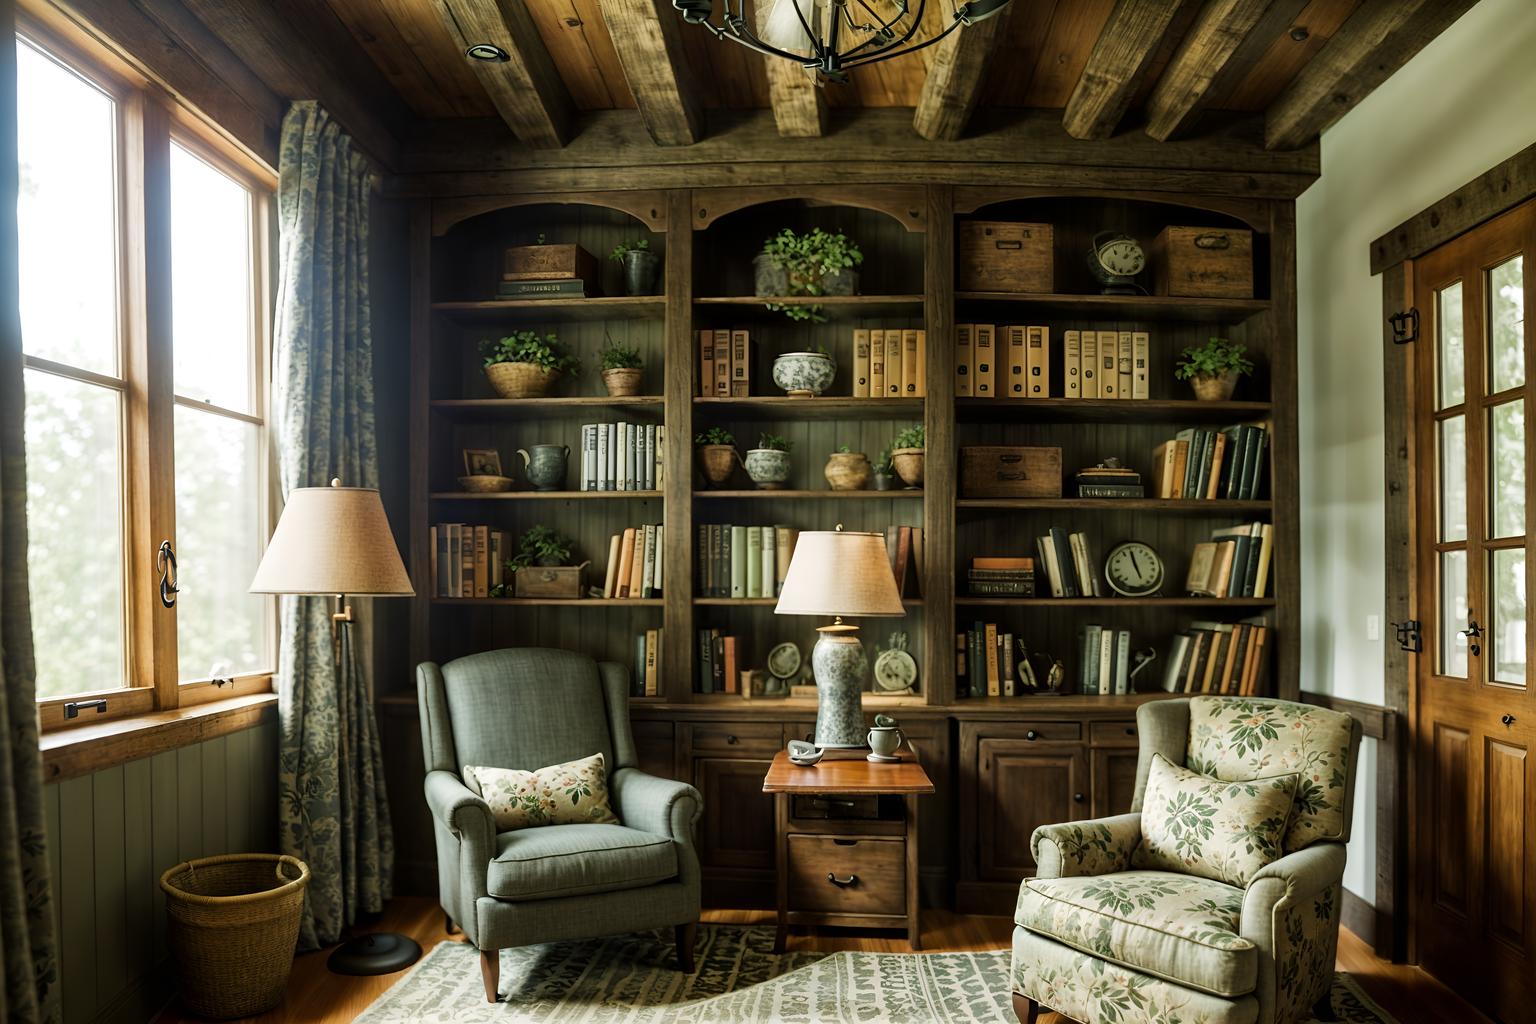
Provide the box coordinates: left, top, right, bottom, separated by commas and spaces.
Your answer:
502, 243, 599, 282
1150, 226, 1254, 298
513, 560, 590, 599
960, 446, 1063, 498
956, 221, 1054, 293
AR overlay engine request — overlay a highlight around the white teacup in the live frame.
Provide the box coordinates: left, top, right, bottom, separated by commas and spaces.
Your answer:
868, 725, 903, 757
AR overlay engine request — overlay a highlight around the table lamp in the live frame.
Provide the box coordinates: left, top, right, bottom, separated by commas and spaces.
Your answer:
774, 526, 905, 747
250, 479, 416, 976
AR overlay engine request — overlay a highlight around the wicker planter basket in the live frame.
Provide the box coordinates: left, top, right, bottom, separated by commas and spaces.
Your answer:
159, 854, 310, 1019
486, 361, 559, 399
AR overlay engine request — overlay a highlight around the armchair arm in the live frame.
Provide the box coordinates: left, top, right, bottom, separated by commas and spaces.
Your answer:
424, 769, 496, 905
1031, 813, 1142, 879
1240, 842, 1346, 938
609, 767, 702, 842
1240, 842, 1347, 1024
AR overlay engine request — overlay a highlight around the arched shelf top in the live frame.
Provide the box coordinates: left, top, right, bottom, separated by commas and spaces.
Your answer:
953, 187, 1269, 233
692, 186, 926, 233
433, 191, 669, 236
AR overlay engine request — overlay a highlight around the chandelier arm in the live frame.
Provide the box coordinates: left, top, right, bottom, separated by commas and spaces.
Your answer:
839, 13, 961, 69
716, 26, 825, 65
847, 0, 930, 60
788, 0, 824, 57
840, 0, 906, 58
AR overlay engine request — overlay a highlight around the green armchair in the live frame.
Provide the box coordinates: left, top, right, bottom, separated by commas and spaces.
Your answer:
1011, 696, 1362, 1024
418, 648, 702, 1002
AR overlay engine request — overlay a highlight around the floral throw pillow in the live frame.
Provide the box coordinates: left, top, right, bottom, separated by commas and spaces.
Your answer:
463, 753, 619, 832
1132, 753, 1298, 887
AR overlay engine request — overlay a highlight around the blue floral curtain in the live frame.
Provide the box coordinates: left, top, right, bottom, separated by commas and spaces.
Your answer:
274, 101, 392, 949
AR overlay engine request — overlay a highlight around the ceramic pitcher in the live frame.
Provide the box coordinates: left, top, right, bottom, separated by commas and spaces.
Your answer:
517, 444, 569, 491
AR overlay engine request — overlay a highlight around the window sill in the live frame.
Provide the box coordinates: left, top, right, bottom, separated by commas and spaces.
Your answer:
40, 692, 279, 783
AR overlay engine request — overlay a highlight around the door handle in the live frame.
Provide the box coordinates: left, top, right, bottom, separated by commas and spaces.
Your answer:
157, 540, 179, 608
1502, 714, 1516, 727
1460, 615, 1482, 657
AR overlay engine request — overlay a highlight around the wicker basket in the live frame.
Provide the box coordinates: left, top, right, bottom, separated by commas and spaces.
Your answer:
159, 854, 310, 1019
486, 361, 559, 399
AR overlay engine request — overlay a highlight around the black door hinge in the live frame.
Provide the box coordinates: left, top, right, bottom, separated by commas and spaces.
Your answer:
1389, 308, 1419, 345
1391, 619, 1422, 653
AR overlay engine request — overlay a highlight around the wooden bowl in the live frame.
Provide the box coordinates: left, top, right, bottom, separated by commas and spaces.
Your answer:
458, 475, 514, 493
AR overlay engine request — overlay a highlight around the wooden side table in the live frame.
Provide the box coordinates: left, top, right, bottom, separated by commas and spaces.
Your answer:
762, 751, 936, 951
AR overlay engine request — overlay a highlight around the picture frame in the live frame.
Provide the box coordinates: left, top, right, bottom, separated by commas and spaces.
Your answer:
463, 448, 502, 477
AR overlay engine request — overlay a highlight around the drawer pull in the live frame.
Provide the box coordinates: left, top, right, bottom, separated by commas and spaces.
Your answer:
1125, 727, 1135, 736
826, 873, 859, 887
726, 734, 738, 745
1026, 729, 1038, 741
1074, 792, 1085, 803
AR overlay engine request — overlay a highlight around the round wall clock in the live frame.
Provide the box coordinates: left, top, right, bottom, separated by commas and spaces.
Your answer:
766, 642, 801, 680
1088, 231, 1146, 295
873, 649, 918, 694
1104, 541, 1165, 597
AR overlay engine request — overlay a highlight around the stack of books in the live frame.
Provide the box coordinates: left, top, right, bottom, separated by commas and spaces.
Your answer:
695, 629, 742, 694
697, 329, 752, 397
580, 422, 665, 492
1152, 422, 1268, 500
1076, 464, 1145, 498
1035, 527, 1102, 597
956, 625, 1048, 697
851, 328, 928, 398
696, 525, 798, 598
429, 524, 510, 598
955, 326, 1151, 400
883, 525, 925, 597
600, 524, 665, 599
496, 278, 590, 299
967, 556, 1035, 596
1186, 522, 1274, 598
1077, 625, 1134, 695
1163, 618, 1269, 695
632, 629, 663, 696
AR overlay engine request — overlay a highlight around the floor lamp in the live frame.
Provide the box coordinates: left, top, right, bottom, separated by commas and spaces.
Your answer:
249, 479, 418, 975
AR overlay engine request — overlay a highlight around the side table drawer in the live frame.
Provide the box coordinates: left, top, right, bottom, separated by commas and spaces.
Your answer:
786, 835, 905, 916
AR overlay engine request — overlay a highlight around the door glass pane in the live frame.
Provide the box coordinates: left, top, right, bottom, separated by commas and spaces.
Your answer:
1489, 255, 1525, 393
1439, 415, 1467, 541
170, 142, 253, 413
24, 369, 125, 696
1438, 282, 1465, 409
1440, 550, 1469, 678
1490, 399, 1526, 539
1491, 548, 1527, 686
16, 38, 119, 375
174, 407, 266, 681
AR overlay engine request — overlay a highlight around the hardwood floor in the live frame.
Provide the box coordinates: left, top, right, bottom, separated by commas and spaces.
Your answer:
154, 897, 1487, 1023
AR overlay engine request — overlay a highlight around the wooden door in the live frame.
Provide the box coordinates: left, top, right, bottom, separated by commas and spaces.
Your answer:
1091, 747, 1139, 817
1412, 199, 1536, 1022
975, 737, 1087, 882
693, 756, 777, 872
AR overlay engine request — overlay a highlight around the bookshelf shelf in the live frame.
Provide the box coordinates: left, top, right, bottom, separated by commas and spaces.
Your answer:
955, 291, 1270, 323
430, 490, 663, 501
694, 489, 923, 500
956, 498, 1273, 513
431, 397, 664, 418
695, 294, 924, 319
954, 596, 1277, 608
431, 296, 667, 322
694, 396, 923, 420
694, 597, 925, 607
432, 597, 665, 607
955, 398, 1272, 424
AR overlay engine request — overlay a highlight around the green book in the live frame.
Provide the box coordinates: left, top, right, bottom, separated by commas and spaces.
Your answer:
746, 527, 764, 598
730, 526, 747, 598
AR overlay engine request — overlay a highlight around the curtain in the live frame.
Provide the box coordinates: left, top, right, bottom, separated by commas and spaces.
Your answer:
274, 101, 393, 950
0, 16, 61, 1021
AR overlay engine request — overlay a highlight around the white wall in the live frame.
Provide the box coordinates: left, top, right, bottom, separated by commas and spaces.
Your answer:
1297, 0, 1536, 903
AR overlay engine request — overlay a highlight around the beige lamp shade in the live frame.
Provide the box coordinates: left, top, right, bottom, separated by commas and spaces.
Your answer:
249, 482, 414, 596
774, 529, 905, 619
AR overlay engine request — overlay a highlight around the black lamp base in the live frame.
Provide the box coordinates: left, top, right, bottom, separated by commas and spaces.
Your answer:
326, 931, 422, 976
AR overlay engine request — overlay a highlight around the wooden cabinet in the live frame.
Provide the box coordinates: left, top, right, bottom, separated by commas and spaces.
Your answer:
1091, 747, 1139, 817
631, 719, 678, 781
975, 737, 1087, 883
693, 756, 777, 869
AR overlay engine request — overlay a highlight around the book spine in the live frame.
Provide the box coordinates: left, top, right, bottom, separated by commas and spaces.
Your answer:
1002, 632, 1015, 697
605, 534, 622, 598
746, 526, 764, 598
902, 328, 919, 397
1117, 330, 1133, 400
914, 329, 927, 398
1028, 325, 1050, 398
1115, 630, 1131, 695
955, 324, 973, 398
1063, 329, 1081, 399
774, 526, 793, 595
870, 330, 886, 399
1083, 625, 1102, 694
852, 328, 871, 398
761, 526, 776, 600
1098, 628, 1114, 695
984, 622, 1000, 697
1081, 331, 1098, 399
1097, 331, 1118, 398
641, 524, 657, 598
698, 329, 714, 397
1131, 331, 1150, 400
731, 329, 750, 397
713, 329, 732, 396
888, 327, 905, 397
644, 629, 659, 696
974, 324, 995, 398
1005, 324, 1027, 398
730, 526, 747, 598
1050, 527, 1078, 598
597, 424, 611, 491
1077, 484, 1147, 498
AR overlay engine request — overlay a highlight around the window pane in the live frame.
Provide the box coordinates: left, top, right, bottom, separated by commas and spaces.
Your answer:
1489, 255, 1525, 393
174, 407, 266, 680
1438, 282, 1465, 409
16, 38, 118, 375
24, 370, 125, 696
170, 142, 253, 412
1439, 415, 1467, 542
1490, 399, 1526, 539
1440, 550, 1468, 678
1492, 548, 1526, 686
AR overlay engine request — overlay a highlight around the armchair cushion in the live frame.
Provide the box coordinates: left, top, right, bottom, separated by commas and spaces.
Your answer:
1016, 871, 1257, 998
486, 822, 677, 901
464, 752, 619, 832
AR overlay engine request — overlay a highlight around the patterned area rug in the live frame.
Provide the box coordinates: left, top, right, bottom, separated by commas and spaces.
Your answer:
355, 925, 1397, 1023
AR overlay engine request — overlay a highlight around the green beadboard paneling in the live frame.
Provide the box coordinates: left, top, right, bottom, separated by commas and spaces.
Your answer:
91, 766, 129, 1002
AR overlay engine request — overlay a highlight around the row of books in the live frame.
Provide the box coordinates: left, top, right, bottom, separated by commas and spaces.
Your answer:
600, 524, 665, 599
1036, 527, 1103, 598
1162, 619, 1270, 695
883, 525, 926, 598
696, 525, 798, 598
430, 524, 509, 598
956, 326, 1152, 401
966, 556, 1035, 597
1152, 423, 1268, 501
697, 329, 752, 397
631, 630, 663, 696
579, 422, 666, 492
850, 328, 929, 398
1077, 626, 1136, 695
696, 630, 743, 694
955, 625, 1052, 697
1186, 523, 1273, 599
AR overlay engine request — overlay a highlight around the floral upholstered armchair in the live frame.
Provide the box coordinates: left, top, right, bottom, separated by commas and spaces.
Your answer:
1011, 696, 1362, 1024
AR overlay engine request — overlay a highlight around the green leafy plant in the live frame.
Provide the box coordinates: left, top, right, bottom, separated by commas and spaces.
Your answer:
695, 427, 736, 447
1174, 337, 1255, 380
756, 433, 792, 453
874, 449, 894, 473
760, 228, 864, 323
506, 525, 575, 572
890, 423, 925, 451
534, 232, 547, 245
835, 444, 853, 454
609, 238, 650, 262
480, 332, 581, 375
599, 337, 643, 371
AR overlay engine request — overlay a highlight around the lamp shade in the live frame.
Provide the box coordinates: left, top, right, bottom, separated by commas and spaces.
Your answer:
249, 482, 414, 596
774, 529, 905, 619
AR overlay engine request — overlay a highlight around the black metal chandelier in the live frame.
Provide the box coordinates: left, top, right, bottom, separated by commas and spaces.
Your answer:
671, 0, 1011, 81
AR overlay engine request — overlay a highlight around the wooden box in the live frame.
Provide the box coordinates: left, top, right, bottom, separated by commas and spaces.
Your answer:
959, 446, 1063, 498
502, 244, 598, 282
957, 221, 1054, 293
1150, 226, 1253, 298
513, 560, 590, 599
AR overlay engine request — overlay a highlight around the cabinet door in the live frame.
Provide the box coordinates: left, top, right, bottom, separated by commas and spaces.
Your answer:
632, 719, 678, 781
693, 756, 777, 871
1092, 747, 1140, 817
976, 738, 1087, 883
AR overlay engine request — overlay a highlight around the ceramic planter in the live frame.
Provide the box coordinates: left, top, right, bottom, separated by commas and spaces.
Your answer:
620, 250, 660, 296
517, 444, 570, 491
602, 367, 643, 396
743, 448, 791, 490
891, 448, 925, 489
753, 254, 790, 296
772, 352, 837, 397
697, 444, 738, 487
486, 362, 559, 399
753, 256, 859, 298
873, 470, 896, 492
1190, 370, 1239, 402
824, 451, 872, 491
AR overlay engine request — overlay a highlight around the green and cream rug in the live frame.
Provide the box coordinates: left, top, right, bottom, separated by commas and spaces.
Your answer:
356, 925, 1396, 1023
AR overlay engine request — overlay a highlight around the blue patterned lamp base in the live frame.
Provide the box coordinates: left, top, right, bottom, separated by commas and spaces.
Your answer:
812, 629, 868, 748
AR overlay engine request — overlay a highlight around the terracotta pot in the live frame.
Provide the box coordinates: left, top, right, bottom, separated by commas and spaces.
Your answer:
602, 367, 643, 397
1190, 370, 1238, 402
824, 451, 872, 491
697, 444, 738, 487
486, 361, 559, 399
890, 448, 925, 489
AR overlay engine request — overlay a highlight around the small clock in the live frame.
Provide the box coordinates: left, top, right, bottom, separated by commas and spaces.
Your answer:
1088, 231, 1146, 295
1104, 540, 1164, 597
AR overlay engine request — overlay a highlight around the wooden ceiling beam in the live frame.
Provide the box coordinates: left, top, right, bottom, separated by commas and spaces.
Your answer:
1144, 0, 1308, 142
1265, 0, 1478, 150
1062, 0, 1188, 141
597, 0, 702, 146
432, 0, 573, 149
913, 7, 1011, 141
762, 57, 827, 138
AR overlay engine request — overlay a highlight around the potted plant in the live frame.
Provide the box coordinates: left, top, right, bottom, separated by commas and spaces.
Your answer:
872, 449, 896, 491
599, 337, 644, 396
480, 332, 580, 399
772, 344, 837, 397
610, 239, 659, 296
1175, 336, 1255, 402
508, 525, 589, 598
888, 423, 925, 489
756, 228, 863, 323
743, 433, 793, 490
824, 444, 872, 491
695, 427, 738, 487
